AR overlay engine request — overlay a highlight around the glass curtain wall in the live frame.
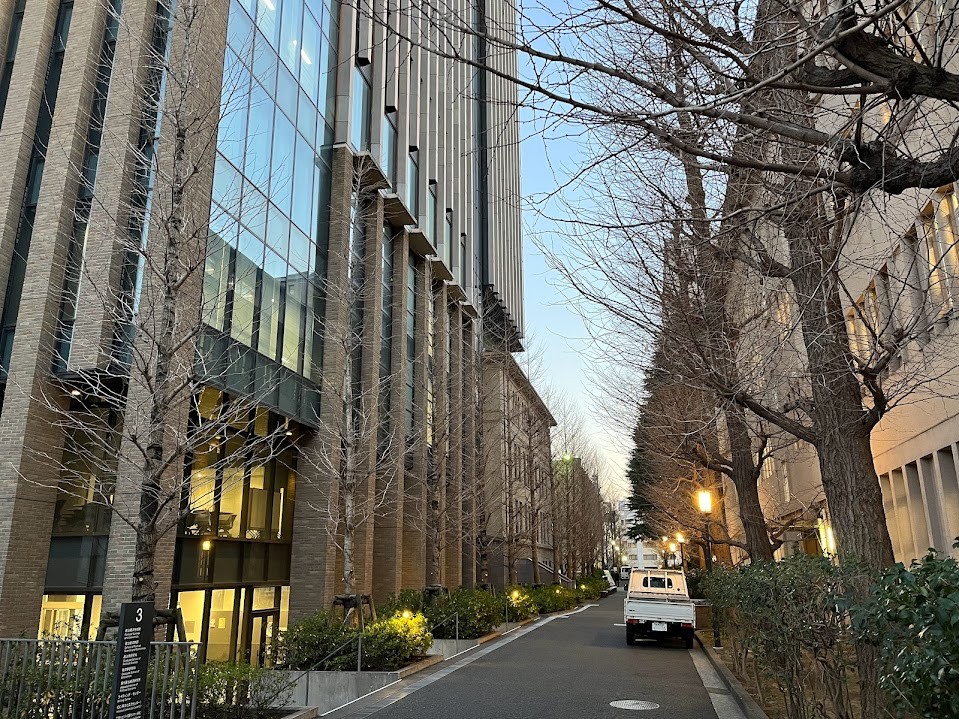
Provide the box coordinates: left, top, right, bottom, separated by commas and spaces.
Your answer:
202, 0, 338, 395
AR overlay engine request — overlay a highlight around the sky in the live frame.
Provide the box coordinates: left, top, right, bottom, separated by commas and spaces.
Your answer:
517, 125, 633, 501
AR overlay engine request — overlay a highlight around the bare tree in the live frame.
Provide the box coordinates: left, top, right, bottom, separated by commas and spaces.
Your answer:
367, 0, 959, 585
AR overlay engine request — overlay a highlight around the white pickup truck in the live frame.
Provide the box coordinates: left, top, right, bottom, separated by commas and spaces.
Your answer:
624, 569, 696, 648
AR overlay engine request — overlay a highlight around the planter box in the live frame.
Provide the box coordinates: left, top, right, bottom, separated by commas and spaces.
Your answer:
427, 638, 478, 658
273, 656, 443, 713
427, 630, 501, 659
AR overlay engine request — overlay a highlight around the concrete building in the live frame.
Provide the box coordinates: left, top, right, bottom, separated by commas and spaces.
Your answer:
479, 350, 555, 588
614, 499, 659, 570
734, 184, 959, 565
0, 0, 542, 662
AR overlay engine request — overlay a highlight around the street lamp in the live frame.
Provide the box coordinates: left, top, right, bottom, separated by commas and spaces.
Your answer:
697, 489, 712, 514
696, 489, 721, 648
668, 542, 678, 569
676, 533, 687, 572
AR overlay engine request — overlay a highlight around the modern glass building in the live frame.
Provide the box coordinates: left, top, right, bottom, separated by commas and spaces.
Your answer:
0, 0, 532, 663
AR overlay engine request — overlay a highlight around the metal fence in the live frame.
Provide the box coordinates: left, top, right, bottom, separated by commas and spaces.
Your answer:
0, 638, 199, 719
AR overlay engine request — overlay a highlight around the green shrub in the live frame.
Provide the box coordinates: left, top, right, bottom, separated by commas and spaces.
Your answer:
701, 555, 860, 719
382, 588, 504, 639
503, 586, 539, 621
574, 573, 609, 600
276, 609, 432, 672
852, 546, 959, 719
528, 585, 579, 613
360, 612, 432, 671
274, 611, 357, 671
380, 589, 428, 615
196, 662, 290, 719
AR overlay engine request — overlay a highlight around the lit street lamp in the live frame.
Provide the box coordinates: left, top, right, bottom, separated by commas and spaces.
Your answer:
697, 489, 721, 648
676, 533, 687, 572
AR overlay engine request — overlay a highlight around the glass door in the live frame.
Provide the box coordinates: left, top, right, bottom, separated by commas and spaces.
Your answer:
248, 612, 277, 667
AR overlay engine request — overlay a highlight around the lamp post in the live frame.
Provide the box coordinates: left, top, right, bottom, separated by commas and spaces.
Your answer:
676, 533, 687, 572
696, 489, 721, 648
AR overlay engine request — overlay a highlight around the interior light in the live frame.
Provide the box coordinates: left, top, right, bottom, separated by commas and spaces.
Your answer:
201, 539, 213, 551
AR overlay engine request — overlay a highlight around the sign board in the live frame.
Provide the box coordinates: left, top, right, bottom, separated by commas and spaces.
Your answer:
109, 602, 155, 719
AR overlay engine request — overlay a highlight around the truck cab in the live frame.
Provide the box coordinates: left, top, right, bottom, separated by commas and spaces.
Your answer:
624, 569, 696, 648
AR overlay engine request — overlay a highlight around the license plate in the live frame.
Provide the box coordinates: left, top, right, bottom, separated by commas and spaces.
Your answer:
652, 622, 668, 633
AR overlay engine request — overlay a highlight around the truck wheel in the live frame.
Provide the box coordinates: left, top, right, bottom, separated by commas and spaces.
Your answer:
684, 632, 694, 649
626, 629, 636, 646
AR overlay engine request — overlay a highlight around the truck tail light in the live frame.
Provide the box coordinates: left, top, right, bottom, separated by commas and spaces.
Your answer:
626, 619, 638, 625
681, 623, 693, 628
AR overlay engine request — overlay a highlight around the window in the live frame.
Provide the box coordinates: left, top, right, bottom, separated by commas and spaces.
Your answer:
382, 110, 397, 185
351, 64, 372, 151
379, 225, 394, 449
407, 150, 419, 216
444, 211, 453, 267
278, 0, 302, 74
427, 183, 437, 242
38, 594, 101, 640
642, 576, 673, 589
0, 0, 26, 130
406, 255, 416, 440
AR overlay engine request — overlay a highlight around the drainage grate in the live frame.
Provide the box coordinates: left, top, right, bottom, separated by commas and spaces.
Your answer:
610, 700, 661, 710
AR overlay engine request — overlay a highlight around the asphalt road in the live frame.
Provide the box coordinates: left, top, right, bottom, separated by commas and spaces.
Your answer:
329, 595, 739, 719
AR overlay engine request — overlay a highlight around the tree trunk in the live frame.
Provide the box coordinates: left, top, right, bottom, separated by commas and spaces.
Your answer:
132, 524, 158, 603
786, 200, 893, 719
531, 511, 541, 585
813, 427, 894, 568
786, 206, 895, 571
478, 535, 490, 586
725, 405, 775, 561
343, 486, 355, 596
428, 494, 441, 586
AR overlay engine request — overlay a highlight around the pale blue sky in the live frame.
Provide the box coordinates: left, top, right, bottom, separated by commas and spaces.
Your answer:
518, 124, 632, 499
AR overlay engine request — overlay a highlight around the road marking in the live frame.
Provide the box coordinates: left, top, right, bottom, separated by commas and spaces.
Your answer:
689, 648, 746, 719
610, 700, 660, 710
613, 623, 626, 626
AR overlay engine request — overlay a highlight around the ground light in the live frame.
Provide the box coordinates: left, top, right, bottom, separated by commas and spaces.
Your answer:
401, 610, 412, 619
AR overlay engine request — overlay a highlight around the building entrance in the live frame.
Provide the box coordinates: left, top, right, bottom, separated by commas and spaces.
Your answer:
247, 610, 278, 667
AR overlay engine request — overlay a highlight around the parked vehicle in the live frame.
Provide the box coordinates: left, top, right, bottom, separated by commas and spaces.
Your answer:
603, 570, 618, 591
619, 566, 631, 581
624, 569, 696, 648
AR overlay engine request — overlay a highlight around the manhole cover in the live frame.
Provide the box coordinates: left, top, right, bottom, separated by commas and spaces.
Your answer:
610, 700, 661, 710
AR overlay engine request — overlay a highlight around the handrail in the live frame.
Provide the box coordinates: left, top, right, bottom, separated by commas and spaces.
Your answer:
429, 611, 460, 642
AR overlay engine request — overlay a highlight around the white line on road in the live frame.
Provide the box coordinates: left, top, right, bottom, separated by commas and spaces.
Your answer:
689, 648, 746, 719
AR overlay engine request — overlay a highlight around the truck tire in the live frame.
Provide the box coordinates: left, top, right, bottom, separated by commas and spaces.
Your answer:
626, 628, 636, 646
684, 632, 694, 649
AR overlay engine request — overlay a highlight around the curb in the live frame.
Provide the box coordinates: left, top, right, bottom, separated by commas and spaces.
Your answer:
282, 709, 320, 719
694, 631, 769, 719
397, 654, 444, 679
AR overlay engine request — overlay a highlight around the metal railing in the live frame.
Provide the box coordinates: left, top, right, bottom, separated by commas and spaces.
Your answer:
429, 612, 460, 642
0, 638, 199, 719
